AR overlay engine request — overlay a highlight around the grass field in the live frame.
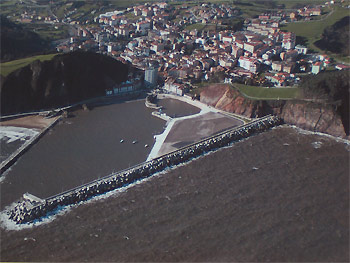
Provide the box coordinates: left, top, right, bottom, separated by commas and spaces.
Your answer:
273, 0, 326, 9
234, 83, 300, 100
282, 6, 350, 54
185, 23, 208, 31
184, 23, 226, 31
0, 53, 58, 77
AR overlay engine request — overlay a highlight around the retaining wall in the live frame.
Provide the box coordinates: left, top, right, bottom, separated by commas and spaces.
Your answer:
8, 115, 283, 224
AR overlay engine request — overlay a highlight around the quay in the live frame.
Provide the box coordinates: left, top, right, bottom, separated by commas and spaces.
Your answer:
151, 111, 172, 122
7, 115, 283, 224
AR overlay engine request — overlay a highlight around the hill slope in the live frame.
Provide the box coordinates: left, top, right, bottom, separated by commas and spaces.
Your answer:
0, 16, 50, 62
314, 16, 350, 56
0, 51, 129, 115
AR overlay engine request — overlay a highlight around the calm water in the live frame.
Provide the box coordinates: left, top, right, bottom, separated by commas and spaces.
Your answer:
157, 98, 201, 117
0, 140, 23, 163
0, 98, 199, 209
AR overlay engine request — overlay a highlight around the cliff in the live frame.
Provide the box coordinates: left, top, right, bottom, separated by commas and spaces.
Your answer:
200, 84, 348, 138
0, 51, 129, 115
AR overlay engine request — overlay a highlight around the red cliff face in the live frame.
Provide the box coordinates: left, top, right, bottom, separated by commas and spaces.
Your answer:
200, 84, 263, 117
280, 101, 347, 138
200, 84, 348, 138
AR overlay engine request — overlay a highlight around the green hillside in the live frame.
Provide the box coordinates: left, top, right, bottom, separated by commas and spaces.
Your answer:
0, 53, 58, 77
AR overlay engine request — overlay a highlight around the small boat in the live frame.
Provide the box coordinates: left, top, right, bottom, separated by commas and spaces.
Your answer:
144, 144, 148, 148
120, 139, 124, 143
132, 140, 137, 144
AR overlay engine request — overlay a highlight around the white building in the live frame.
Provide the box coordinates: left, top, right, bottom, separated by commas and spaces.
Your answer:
145, 67, 158, 86
164, 82, 185, 96
295, 45, 308, 55
238, 56, 260, 73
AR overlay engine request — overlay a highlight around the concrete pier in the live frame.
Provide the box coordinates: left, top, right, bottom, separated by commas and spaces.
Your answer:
7, 115, 283, 224
151, 111, 172, 122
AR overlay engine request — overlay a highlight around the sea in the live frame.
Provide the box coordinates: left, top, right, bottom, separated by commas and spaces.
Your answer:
0, 98, 349, 262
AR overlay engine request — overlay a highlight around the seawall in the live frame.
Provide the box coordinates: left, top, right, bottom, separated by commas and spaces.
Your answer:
8, 115, 282, 224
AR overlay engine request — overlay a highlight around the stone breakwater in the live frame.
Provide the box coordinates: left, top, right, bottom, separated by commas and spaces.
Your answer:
7, 115, 282, 224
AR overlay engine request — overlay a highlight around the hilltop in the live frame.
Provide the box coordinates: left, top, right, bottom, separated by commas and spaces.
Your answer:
0, 51, 129, 115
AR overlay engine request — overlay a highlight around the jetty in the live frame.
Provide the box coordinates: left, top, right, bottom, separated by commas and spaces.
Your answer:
145, 94, 162, 110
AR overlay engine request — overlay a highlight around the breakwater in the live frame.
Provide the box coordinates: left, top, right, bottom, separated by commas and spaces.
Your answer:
7, 115, 282, 224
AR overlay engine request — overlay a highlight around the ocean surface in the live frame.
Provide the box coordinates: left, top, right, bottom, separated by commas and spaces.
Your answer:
0, 98, 200, 210
0, 127, 39, 163
1, 126, 348, 262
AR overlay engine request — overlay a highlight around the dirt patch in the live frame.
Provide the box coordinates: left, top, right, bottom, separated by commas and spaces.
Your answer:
157, 112, 243, 155
0, 115, 55, 130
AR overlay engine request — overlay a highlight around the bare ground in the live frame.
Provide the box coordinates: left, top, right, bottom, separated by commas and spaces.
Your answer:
157, 112, 243, 156
0, 115, 58, 130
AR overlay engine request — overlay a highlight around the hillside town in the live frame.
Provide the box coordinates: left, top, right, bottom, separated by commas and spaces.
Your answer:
53, 1, 350, 95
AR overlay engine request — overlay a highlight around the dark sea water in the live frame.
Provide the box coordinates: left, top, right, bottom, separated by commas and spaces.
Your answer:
0, 99, 198, 210
0, 140, 24, 163
1, 126, 349, 262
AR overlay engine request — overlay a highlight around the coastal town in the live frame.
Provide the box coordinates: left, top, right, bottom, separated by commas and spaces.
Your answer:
1, 0, 350, 262
26, 0, 345, 96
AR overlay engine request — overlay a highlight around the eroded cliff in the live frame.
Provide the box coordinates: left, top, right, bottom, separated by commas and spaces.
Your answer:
200, 84, 348, 138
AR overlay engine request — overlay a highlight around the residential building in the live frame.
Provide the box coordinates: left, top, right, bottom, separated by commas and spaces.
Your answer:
145, 67, 158, 86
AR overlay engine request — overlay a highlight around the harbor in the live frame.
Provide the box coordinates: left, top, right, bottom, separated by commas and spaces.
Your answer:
0, 94, 240, 211
7, 115, 282, 224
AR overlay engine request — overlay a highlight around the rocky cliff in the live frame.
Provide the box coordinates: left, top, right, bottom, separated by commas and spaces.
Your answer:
0, 51, 129, 115
200, 84, 348, 138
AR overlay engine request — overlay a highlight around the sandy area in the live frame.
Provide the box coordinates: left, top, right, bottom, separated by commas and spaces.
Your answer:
147, 94, 244, 160
157, 112, 243, 155
0, 115, 57, 130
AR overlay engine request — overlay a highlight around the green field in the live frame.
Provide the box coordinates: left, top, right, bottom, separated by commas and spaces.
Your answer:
282, 6, 350, 53
184, 23, 226, 31
273, 0, 326, 9
234, 83, 299, 100
185, 23, 207, 31
0, 53, 58, 77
